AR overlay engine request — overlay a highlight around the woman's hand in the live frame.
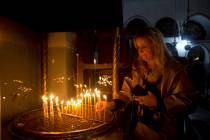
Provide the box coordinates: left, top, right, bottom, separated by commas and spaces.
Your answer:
95, 101, 108, 112
134, 91, 158, 109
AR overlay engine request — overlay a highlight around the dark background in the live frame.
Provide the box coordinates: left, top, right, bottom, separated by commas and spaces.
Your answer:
5, 0, 123, 32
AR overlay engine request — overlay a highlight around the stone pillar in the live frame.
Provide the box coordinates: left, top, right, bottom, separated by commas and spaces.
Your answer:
112, 27, 120, 98
47, 32, 77, 99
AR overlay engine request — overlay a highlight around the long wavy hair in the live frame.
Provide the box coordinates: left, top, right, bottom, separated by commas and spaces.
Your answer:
132, 27, 172, 79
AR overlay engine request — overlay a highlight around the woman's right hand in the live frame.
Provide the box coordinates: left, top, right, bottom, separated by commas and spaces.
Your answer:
95, 101, 108, 112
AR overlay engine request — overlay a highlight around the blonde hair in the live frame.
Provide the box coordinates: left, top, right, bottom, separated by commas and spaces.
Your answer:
133, 27, 171, 69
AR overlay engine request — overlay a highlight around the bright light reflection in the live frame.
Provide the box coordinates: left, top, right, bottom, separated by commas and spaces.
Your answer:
176, 38, 191, 57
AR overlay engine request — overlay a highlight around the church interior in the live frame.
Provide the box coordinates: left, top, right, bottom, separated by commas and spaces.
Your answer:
1, 0, 210, 139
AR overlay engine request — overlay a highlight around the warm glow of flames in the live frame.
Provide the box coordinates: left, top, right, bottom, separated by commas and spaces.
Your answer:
41, 86, 108, 121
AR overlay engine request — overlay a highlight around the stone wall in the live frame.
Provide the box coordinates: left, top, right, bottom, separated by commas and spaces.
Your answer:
0, 16, 42, 124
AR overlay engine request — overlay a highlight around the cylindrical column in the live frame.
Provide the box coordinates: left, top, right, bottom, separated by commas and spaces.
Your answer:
47, 32, 77, 99
112, 27, 120, 98
41, 32, 48, 96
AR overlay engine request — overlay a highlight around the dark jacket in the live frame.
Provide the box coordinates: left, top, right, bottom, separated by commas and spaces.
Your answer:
113, 58, 199, 140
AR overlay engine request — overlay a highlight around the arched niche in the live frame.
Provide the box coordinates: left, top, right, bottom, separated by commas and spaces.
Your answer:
155, 17, 179, 37
124, 16, 151, 36
182, 13, 210, 40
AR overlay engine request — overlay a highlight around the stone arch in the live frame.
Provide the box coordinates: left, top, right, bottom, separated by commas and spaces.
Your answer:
124, 15, 151, 28
155, 17, 179, 37
183, 13, 210, 40
124, 15, 151, 36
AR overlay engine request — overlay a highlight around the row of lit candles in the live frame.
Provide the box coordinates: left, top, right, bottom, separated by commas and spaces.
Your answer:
42, 88, 107, 122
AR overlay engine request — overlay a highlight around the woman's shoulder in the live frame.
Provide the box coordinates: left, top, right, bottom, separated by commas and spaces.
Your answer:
164, 57, 186, 74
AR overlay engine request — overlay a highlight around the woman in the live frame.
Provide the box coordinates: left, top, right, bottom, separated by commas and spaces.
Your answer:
96, 27, 199, 140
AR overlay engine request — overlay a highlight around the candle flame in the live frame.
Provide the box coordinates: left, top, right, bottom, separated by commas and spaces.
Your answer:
55, 96, 59, 103
103, 95, 107, 100
96, 93, 101, 98
50, 94, 55, 100
74, 84, 79, 88
42, 95, 48, 101
67, 101, 70, 105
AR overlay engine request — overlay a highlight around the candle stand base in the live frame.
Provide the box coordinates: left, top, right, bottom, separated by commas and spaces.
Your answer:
8, 108, 114, 140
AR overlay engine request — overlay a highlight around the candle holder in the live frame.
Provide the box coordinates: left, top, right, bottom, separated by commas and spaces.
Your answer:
8, 107, 114, 140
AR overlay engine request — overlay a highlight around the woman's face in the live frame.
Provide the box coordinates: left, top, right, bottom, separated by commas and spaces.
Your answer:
134, 37, 154, 63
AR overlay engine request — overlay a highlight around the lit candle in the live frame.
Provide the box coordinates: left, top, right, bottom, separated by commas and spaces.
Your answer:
96, 90, 101, 121
72, 99, 76, 116
76, 100, 81, 116
80, 93, 84, 117
66, 101, 70, 114
84, 84, 87, 89
42, 95, 48, 118
87, 92, 91, 120
55, 96, 61, 118
74, 102, 77, 116
61, 100, 64, 113
64, 106, 67, 114
71, 98, 74, 115
103, 95, 107, 122
77, 99, 82, 116
84, 93, 87, 119
42, 95, 49, 127
42, 95, 45, 116
49, 94, 55, 126
49, 94, 55, 116
92, 93, 96, 121
75, 84, 79, 98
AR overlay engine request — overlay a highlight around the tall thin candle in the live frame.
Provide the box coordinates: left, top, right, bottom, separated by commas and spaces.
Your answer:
92, 93, 96, 121
61, 100, 64, 113
55, 96, 62, 118
96, 91, 101, 121
80, 93, 84, 117
66, 101, 70, 114
103, 95, 107, 122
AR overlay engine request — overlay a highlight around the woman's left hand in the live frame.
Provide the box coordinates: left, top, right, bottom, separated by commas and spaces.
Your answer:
95, 101, 107, 112
134, 91, 158, 109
